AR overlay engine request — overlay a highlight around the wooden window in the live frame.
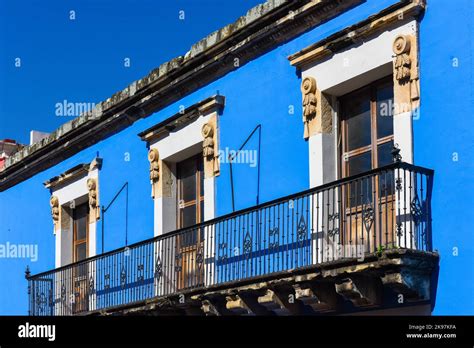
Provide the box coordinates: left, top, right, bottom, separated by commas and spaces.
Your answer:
72, 202, 89, 313
176, 154, 205, 289
72, 202, 89, 263
340, 76, 394, 178
339, 77, 395, 251
177, 154, 204, 230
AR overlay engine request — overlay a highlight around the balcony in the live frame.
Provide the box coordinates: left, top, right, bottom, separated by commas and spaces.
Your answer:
26, 162, 438, 316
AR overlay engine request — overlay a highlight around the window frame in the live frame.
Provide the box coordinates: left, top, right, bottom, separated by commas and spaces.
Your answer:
72, 202, 89, 263
176, 154, 205, 230
339, 75, 394, 179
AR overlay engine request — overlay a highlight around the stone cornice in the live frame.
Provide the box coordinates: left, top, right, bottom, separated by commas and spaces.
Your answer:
138, 95, 225, 144
44, 157, 102, 190
0, 0, 363, 191
288, 0, 426, 69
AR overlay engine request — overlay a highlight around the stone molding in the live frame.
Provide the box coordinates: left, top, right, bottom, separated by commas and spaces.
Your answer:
202, 116, 220, 178
44, 158, 103, 190
301, 77, 317, 139
300, 77, 332, 139
392, 34, 420, 113
288, 0, 425, 69
148, 148, 160, 198
140, 96, 223, 198
50, 195, 60, 231
138, 95, 225, 144
87, 177, 100, 223
45, 157, 102, 226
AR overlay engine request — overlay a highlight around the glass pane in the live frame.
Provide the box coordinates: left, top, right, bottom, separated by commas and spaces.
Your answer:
181, 205, 196, 228
378, 170, 394, 198
347, 176, 374, 207
378, 141, 394, 167
200, 200, 204, 224
378, 141, 395, 197
76, 243, 87, 262
180, 229, 198, 247
347, 151, 372, 176
376, 84, 394, 139
181, 175, 196, 202
74, 204, 88, 241
344, 92, 371, 151
178, 158, 197, 202
347, 152, 373, 206
199, 157, 204, 197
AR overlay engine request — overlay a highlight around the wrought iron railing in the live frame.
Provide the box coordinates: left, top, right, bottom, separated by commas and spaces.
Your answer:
26, 162, 433, 315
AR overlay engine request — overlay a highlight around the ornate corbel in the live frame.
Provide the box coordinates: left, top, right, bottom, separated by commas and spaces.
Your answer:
50, 196, 60, 230
148, 148, 160, 198
301, 77, 317, 139
393, 35, 412, 81
393, 34, 420, 113
87, 178, 100, 222
300, 76, 331, 139
202, 121, 219, 178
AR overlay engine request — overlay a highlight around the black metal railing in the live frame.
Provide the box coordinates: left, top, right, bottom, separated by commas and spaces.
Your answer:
26, 162, 433, 315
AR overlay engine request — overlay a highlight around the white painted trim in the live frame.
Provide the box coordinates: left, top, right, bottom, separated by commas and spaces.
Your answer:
308, 133, 336, 188
149, 112, 217, 237
51, 163, 100, 268
302, 20, 417, 182
148, 111, 220, 291
301, 21, 418, 264
302, 21, 417, 94
393, 111, 414, 164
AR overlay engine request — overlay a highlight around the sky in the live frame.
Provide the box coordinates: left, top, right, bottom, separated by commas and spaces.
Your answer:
0, 0, 263, 144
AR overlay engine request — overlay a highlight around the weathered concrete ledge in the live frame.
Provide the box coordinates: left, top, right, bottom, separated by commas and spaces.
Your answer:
84, 249, 439, 316
0, 0, 368, 191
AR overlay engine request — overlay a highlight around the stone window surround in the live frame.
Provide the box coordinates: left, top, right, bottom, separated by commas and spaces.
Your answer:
139, 96, 224, 237
44, 158, 102, 268
289, 11, 421, 252
291, 19, 418, 188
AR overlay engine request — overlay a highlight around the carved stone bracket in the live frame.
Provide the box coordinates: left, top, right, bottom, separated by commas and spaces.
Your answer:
300, 76, 332, 139
50, 195, 60, 231
202, 116, 220, 178
87, 178, 100, 223
148, 148, 160, 198
301, 77, 317, 139
393, 34, 420, 113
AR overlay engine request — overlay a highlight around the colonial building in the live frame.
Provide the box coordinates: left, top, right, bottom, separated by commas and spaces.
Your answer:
1, 0, 471, 316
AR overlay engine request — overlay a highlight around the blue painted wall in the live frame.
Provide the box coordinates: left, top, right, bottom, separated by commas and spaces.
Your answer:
415, 0, 474, 315
2, 0, 472, 315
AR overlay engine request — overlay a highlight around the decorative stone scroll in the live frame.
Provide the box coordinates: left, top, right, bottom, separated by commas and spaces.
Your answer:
301, 77, 317, 139
87, 178, 100, 222
300, 76, 332, 139
392, 34, 420, 113
50, 195, 60, 230
202, 116, 220, 178
148, 148, 160, 198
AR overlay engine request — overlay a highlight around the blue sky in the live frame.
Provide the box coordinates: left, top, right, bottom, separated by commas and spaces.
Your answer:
0, 0, 263, 144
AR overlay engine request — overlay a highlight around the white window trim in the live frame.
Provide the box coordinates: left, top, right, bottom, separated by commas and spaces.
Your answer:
149, 112, 217, 237
301, 20, 417, 188
50, 161, 100, 268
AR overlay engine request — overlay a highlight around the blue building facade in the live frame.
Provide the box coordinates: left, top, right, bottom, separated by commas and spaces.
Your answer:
0, 0, 472, 315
